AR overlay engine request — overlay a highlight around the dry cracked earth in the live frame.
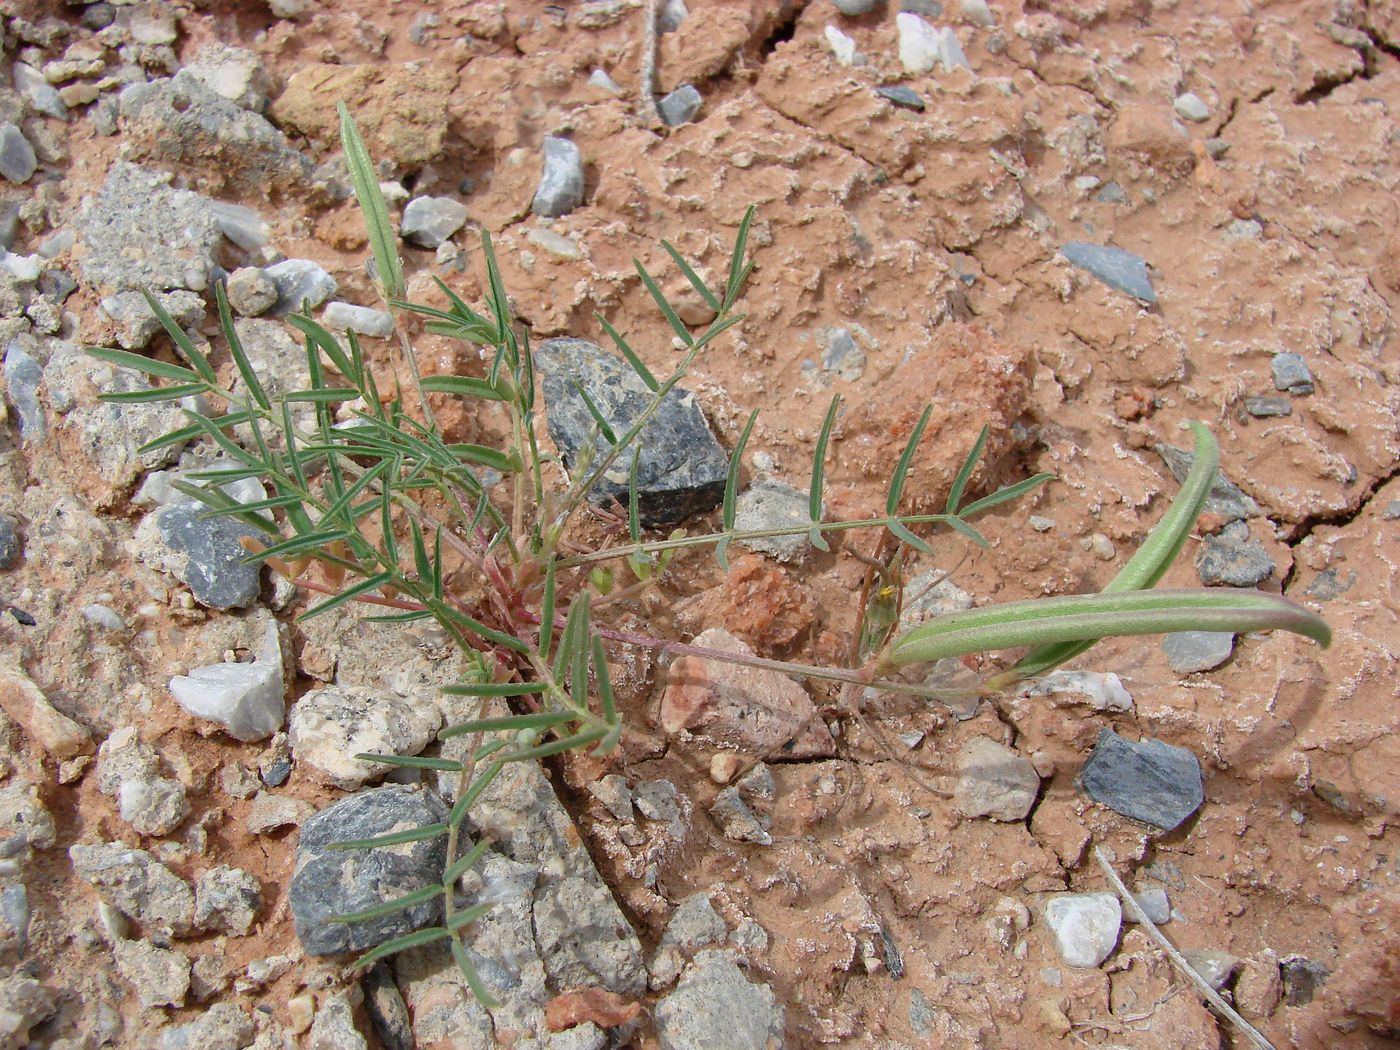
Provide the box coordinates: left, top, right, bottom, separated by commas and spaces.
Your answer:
0, 0, 1397, 1048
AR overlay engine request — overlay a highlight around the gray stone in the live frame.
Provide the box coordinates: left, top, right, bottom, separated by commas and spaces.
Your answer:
525, 228, 582, 259
902, 0, 943, 12
322, 300, 395, 339
246, 791, 313, 834
1173, 92, 1210, 122
68, 842, 197, 935
3, 343, 45, 442
224, 267, 277, 316
1127, 887, 1171, 924
535, 337, 729, 526
181, 43, 269, 112
709, 788, 771, 845
364, 961, 414, 1050
532, 137, 585, 218
1044, 893, 1121, 968
1095, 181, 1128, 203
170, 620, 286, 742
1060, 242, 1156, 303
1382, 499, 1400, 520
825, 25, 860, 65
1183, 949, 1241, 991
897, 13, 969, 73
734, 479, 812, 562
265, 258, 337, 316
12, 63, 66, 121
0, 884, 30, 955
0, 976, 54, 1047
99, 288, 205, 350
208, 200, 270, 251
876, 85, 926, 112
834, 0, 880, 13
654, 950, 785, 1050
153, 503, 262, 609
955, 737, 1040, 821
1023, 670, 1133, 712
194, 865, 262, 936
1077, 729, 1204, 831
587, 774, 634, 821
1280, 954, 1329, 1006
1156, 444, 1261, 522
1224, 218, 1262, 241
960, 0, 996, 26
160, 1002, 255, 1050
1204, 137, 1230, 159
114, 938, 190, 1008
587, 68, 624, 95
1244, 396, 1291, 418
117, 72, 314, 195
661, 893, 727, 951
658, 0, 689, 31
0, 781, 55, 850
1305, 567, 1355, 601
401, 195, 469, 248
290, 784, 450, 956
76, 163, 223, 294
1196, 527, 1274, 587
1162, 630, 1234, 673
1271, 352, 1314, 395
288, 685, 442, 789
0, 514, 19, 568
658, 84, 703, 127
0, 123, 37, 184
95, 725, 191, 837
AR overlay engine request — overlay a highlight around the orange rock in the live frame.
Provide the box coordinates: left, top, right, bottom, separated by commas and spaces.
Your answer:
719, 554, 816, 655
544, 987, 642, 1032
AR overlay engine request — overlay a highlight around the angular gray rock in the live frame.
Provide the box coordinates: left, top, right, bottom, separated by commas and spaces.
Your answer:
224, 267, 278, 316
2, 343, 45, 443
955, 737, 1040, 821
288, 685, 441, 789
194, 865, 262, 936
68, 842, 197, 935
834, 0, 880, 13
208, 201, 271, 251
1044, 893, 1121, 968
1155, 444, 1261, 522
532, 136, 585, 218
181, 43, 270, 112
170, 619, 285, 742
0, 513, 19, 568
658, 84, 703, 127
535, 337, 729, 526
290, 784, 450, 956
159, 1002, 256, 1050
1271, 352, 1314, 395
654, 950, 785, 1050
1077, 729, 1204, 831
265, 258, 337, 316
12, 63, 66, 120
660, 893, 728, 951
734, 478, 812, 562
114, 938, 191, 1008
95, 725, 191, 837
875, 85, 926, 113
99, 288, 205, 350
154, 503, 263, 609
1243, 396, 1291, 418
1196, 523, 1274, 586
401, 195, 469, 248
1061, 242, 1157, 303
1173, 92, 1210, 122
0, 123, 37, 184
1162, 630, 1235, 673
323, 301, 395, 338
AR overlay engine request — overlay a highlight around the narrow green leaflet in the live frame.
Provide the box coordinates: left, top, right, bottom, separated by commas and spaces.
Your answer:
662, 240, 720, 312
216, 282, 272, 411
420, 375, 510, 402
505, 726, 609, 763
946, 425, 989, 515
441, 837, 493, 888
298, 571, 396, 621
958, 473, 1055, 518
141, 289, 217, 384
598, 314, 659, 392
440, 681, 549, 698
98, 382, 210, 405
450, 935, 500, 1008
330, 823, 449, 850
724, 206, 756, 310
438, 709, 577, 739
539, 558, 557, 656
635, 260, 694, 347
351, 927, 451, 970
807, 396, 839, 552
85, 347, 200, 385
339, 102, 403, 300
887, 517, 932, 555
887, 405, 933, 516
330, 885, 443, 924
591, 634, 618, 725
353, 753, 464, 772
572, 380, 617, 445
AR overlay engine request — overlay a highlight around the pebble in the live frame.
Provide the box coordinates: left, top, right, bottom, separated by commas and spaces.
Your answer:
0, 977, 54, 1047
0, 514, 18, 568
658, 0, 689, 31
1204, 137, 1231, 159
897, 14, 970, 74
532, 136, 585, 218
1224, 218, 1262, 241
68, 842, 197, 935
309, 991, 368, 1050
535, 337, 730, 525
1173, 92, 1211, 122
169, 619, 286, 742
954, 737, 1040, 821
1060, 242, 1157, 303
364, 961, 415, 1050
0, 124, 37, 184
322, 300, 395, 338
208, 200, 271, 251
587, 774, 635, 821
960, 0, 996, 25
159, 1003, 255, 1050
80, 604, 127, 631
400, 195, 469, 248
1126, 887, 1171, 924
245, 790, 313, 834
1236, 950, 1283, 1017
1162, 630, 1235, 673
709, 788, 771, 845
290, 784, 450, 956
153, 502, 264, 609
1196, 523, 1275, 587
1095, 181, 1128, 204
1076, 728, 1204, 831
1243, 395, 1291, 418
114, 938, 191, 1008
878, 88, 930, 115
0, 660, 93, 759
902, 0, 943, 12
95, 726, 191, 837
0, 883, 27, 955
1280, 955, 1329, 1006
1044, 893, 1121, 968
1024, 670, 1133, 712
13, 63, 67, 120
1183, 948, 1241, 991
1155, 444, 1261, 522
825, 25, 859, 66
3, 344, 46, 443
661, 893, 728, 951
587, 68, 623, 95
658, 84, 703, 127
733, 478, 814, 562
524, 227, 582, 259
265, 258, 338, 316
181, 43, 269, 112
654, 950, 785, 1049
194, 865, 262, 936
834, 0, 880, 13
224, 266, 278, 316
288, 684, 442, 789
1383, 499, 1400, 521
1271, 351, 1314, 395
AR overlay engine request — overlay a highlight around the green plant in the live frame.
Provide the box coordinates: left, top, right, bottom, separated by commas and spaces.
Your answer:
85, 108, 1330, 1003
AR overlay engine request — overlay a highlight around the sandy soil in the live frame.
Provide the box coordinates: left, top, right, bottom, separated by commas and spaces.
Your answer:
1, 0, 1397, 1047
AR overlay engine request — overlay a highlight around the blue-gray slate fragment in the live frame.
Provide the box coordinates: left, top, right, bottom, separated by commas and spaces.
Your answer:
532, 136, 585, 219
658, 84, 703, 127
1077, 729, 1204, 831
1196, 521, 1274, 587
876, 86, 926, 112
535, 337, 728, 527
1271, 352, 1314, 395
1060, 242, 1157, 303
1243, 396, 1291, 418
0, 514, 18, 569
1155, 444, 1260, 523
156, 504, 263, 609
290, 785, 449, 956
1162, 631, 1234, 674
2, 344, 45, 443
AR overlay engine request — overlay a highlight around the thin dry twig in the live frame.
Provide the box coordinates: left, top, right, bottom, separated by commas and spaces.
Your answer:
1094, 846, 1278, 1050
639, 0, 662, 126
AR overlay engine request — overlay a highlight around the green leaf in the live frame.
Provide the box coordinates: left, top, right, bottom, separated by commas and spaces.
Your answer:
450, 934, 501, 1008
810, 395, 840, 524
140, 289, 218, 383
539, 558, 557, 657
281, 388, 361, 404
419, 374, 510, 402
430, 600, 532, 654
445, 443, 520, 473
245, 529, 351, 564
98, 382, 210, 405
946, 424, 989, 515
808, 524, 830, 554
627, 450, 642, 546
715, 534, 732, 572
572, 380, 617, 445
440, 681, 549, 698
196, 492, 304, 518
353, 753, 463, 772
448, 759, 504, 828
211, 287, 270, 414
662, 240, 720, 312
553, 592, 590, 682
887, 517, 933, 555
339, 102, 404, 300
330, 823, 449, 850
297, 571, 396, 621
945, 515, 990, 550
505, 726, 609, 763
591, 634, 618, 725
724, 205, 756, 310
351, 926, 451, 970
636, 260, 694, 347
597, 314, 659, 392
887, 405, 932, 516
441, 837, 493, 888
84, 347, 201, 384
321, 459, 392, 527
364, 609, 435, 624
286, 313, 357, 383
957, 472, 1055, 518
330, 885, 444, 923
887, 588, 1331, 669
445, 902, 492, 932
180, 408, 262, 468
137, 412, 252, 457
439, 709, 579, 739
723, 409, 759, 534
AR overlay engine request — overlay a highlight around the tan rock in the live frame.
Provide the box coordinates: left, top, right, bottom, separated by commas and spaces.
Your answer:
0, 659, 92, 760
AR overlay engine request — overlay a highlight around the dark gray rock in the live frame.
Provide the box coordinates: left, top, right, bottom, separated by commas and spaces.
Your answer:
835, 0, 880, 13
1271, 352, 1314, 395
364, 961, 414, 1050
531, 137, 585, 218
1204, 137, 1230, 159
1280, 955, 1329, 1006
1077, 729, 1204, 832
1303, 567, 1355, 601
290, 784, 449, 956
1061, 242, 1157, 303
1196, 524, 1274, 587
1162, 631, 1234, 673
155, 503, 263, 610
265, 259, 337, 316
0, 123, 37, 184
401, 196, 469, 248
658, 84, 703, 127
876, 85, 926, 112
2, 343, 45, 443
654, 950, 784, 1050
1155, 444, 1261, 523
1095, 181, 1128, 204
1243, 396, 1291, 418
535, 337, 729, 526
0, 514, 18, 568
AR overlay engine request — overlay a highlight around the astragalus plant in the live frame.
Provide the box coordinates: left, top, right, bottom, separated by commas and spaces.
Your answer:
86, 106, 1330, 1001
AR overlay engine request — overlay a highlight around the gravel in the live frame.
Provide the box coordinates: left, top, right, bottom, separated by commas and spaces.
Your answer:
660, 893, 728, 951
1044, 893, 1121, 968
0, 123, 37, 184
400, 195, 469, 247
532, 136, 585, 218
897, 13, 969, 74
114, 938, 191, 1008
1271, 351, 1314, 395
194, 866, 262, 936
1162, 630, 1235, 673
733, 478, 814, 562
68, 842, 197, 936
98, 288, 205, 349
0, 513, 19, 568
1076, 729, 1204, 831
181, 43, 270, 112
1173, 92, 1211, 122
151, 502, 264, 610
224, 267, 278, 316
1155, 444, 1261, 522
265, 258, 338, 316
208, 200, 271, 251
287, 685, 442, 789
95, 726, 190, 837
1196, 523, 1275, 586
322, 300, 395, 338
